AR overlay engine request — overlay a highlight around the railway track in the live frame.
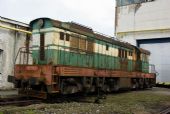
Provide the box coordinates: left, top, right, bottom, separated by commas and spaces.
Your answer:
0, 92, 103, 106
159, 107, 170, 114
0, 97, 42, 106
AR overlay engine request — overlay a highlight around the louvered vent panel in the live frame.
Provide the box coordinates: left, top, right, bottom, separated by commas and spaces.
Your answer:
79, 39, 86, 50
70, 36, 79, 48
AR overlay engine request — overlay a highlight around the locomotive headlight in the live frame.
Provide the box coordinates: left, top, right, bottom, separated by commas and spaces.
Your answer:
37, 19, 44, 29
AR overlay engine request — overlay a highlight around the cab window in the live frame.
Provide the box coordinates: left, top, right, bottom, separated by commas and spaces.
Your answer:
66, 33, 70, 41
60, 32, 64, 40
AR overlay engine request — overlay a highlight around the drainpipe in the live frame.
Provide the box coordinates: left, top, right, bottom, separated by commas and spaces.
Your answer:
114, 1, 118, 37
13, 25, 18, 65
26, 34, 30, 64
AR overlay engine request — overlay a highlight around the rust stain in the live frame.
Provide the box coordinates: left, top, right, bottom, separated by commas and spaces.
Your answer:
55, 66, 155, 79
15, 65, 155, 88
15, 65, 52, 85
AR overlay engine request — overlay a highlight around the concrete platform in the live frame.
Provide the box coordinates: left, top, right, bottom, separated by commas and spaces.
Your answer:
0, 89, 18, 98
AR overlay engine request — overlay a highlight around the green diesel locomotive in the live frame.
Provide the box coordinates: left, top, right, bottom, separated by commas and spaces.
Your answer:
9, 18, 156, 99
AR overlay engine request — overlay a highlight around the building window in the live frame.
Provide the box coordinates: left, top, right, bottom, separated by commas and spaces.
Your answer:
60, 32, 64, 40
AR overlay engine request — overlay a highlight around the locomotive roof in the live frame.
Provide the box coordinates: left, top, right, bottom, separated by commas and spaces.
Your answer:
30, 18, 136, 50
139, 48, 150, 55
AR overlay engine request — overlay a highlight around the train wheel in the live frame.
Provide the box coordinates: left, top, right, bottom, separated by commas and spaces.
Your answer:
109, 78, 119, 92
95, 77, 105, 88
132, 79, 137, 89
82, 77, 93, 88
60, 78, 82, 94
139, 79, 144, 89
144, 78, 149, 88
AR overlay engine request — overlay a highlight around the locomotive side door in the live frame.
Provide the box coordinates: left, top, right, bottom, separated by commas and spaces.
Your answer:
119, 48, 128, 71
135, 48, 142, 72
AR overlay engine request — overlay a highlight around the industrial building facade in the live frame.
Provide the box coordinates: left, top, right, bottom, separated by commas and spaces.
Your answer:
115, 0, 170, 83
0, 17, 30, 89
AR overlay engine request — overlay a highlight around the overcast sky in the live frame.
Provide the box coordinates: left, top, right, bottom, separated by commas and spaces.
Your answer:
0, 0, 115, 36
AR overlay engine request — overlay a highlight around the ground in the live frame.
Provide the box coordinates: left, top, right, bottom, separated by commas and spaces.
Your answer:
0, 87, 170, 114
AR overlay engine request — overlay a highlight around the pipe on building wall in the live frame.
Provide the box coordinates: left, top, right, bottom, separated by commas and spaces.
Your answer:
114, 6, 118, 36
13, 25, 18, 65
0, 24, 31, 34
117, 28, 170, 35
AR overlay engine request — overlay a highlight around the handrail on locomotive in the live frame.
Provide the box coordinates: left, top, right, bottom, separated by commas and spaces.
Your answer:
15, 44, 94, 65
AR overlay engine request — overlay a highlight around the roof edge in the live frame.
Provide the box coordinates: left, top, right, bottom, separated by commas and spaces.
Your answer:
0, 16, 29, 27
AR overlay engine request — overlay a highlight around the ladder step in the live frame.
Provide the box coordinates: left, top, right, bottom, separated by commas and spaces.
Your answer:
52, 82, 57, 84
51, 91, 59, 93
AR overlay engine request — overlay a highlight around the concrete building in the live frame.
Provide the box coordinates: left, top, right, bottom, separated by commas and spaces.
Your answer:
0, 16, 30, 89
115, 0, 170, 83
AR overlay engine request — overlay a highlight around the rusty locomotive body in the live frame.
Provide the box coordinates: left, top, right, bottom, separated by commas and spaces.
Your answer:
8, 18, 156, 99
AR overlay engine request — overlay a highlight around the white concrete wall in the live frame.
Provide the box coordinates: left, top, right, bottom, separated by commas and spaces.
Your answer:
115, 0, 170, 83
0, 21, 28, 89
115, 0, 170, 45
